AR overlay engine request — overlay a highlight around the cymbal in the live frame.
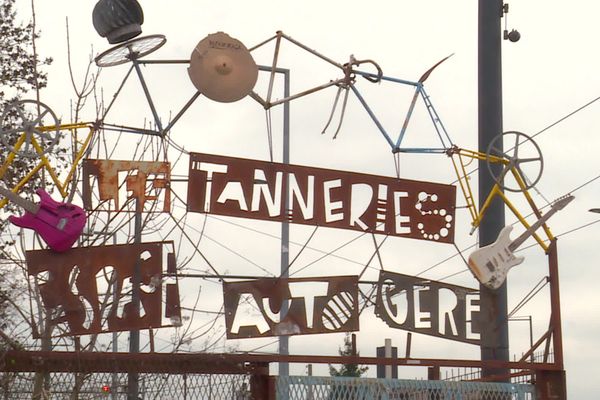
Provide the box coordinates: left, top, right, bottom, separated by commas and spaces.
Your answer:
188, 32, 258, 103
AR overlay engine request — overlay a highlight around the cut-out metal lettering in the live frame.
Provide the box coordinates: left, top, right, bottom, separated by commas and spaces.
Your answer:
375, 270, 481, 345
82, 159, 170, 212
25, 241, 180, 337
187, 153, 456, 243
223, 276, 359, 339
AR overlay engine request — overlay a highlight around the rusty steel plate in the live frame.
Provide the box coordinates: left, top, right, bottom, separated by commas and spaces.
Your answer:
375, 270, 481, 345
187, 153, 456, 243
82, 159, 170, 212
25, 241, 180, 337
223, 276, 359, 339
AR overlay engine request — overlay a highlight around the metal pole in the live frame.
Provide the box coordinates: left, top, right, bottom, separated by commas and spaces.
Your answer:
547, 241, 564, 368
384, 338, 392, 379
478, 0, 510, 379
529, 315, 534, 363
127, 199, 143, 399
112, 237, 118, 400
279, 69, 291, 378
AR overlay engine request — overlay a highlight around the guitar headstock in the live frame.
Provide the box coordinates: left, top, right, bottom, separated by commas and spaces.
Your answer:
552, 194, 575, 210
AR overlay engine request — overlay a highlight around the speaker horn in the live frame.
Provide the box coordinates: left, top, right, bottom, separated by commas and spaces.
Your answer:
188, 32, 258, 103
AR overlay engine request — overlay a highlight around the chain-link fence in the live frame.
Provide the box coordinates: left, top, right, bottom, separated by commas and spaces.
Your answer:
276, 376, 536, 400
1, 371, 251, 399
2, 372, 537, 399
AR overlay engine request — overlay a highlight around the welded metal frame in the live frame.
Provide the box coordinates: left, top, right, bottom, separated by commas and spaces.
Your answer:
0, 122, 96, 203
10, 29, 565, 393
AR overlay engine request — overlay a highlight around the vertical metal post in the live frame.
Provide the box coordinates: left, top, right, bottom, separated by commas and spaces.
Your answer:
279, 69, 291, 378
127, 199, 143, 399
547, 241, 564, 368
111, 278, 119, 400
307, 364, 314, 400
112, 248, 118, 400
528, 315, 534, 363
384, 338, 392, 379
478, 0, 510, 379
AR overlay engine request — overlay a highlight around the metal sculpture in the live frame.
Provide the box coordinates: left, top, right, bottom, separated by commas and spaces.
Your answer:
375, 270, 481, 345
82, 159, 171, 212
188, 32, 259, 103
223, 276, 358, 339
25, 241, 180, 337
187, 152, 457, 243
0, 100, 61, 158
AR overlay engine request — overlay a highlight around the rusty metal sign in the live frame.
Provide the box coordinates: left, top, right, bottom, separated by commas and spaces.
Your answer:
223, 276, 359, 339
82, 159, 170, 212
187, 153, 456, 243
375, 270, 481, 345
25, 241, 180, 337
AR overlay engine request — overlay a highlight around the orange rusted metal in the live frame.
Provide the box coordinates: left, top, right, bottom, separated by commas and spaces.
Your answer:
223, 276, 359, 339
25, 241, 180, 337
82, 159, 170, 212
188, 153, 456, 244
375, 270, 481, 345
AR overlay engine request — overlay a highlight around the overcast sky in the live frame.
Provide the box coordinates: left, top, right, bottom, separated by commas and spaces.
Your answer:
11, 0, 600, 397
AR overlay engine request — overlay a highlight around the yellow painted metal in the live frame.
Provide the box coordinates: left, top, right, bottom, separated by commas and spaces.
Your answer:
0, 122, 96, 208
448, 146, 555, 253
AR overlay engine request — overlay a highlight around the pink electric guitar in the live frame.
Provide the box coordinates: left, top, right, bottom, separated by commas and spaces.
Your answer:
468, 195, 574, 290
0, 186, 86, 252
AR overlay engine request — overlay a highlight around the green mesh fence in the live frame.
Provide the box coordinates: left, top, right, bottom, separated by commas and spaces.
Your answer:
1, 371, 251, 399
276, 376, 536, 400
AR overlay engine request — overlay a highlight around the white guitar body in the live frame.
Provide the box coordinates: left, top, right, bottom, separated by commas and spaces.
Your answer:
467, 194, 573, 290
468, 225, 525, 290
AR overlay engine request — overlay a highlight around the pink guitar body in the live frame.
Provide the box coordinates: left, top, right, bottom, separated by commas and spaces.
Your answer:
8, 188, 86, 252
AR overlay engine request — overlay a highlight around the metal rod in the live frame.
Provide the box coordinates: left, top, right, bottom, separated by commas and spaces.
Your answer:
547, 241, 564, 367
163, 91, 202, 134
137, 59, 190, 64
267, 80, 341, 108
127, 199, 143, 400
420, 86, 454, 148
265, 34, 282, 106
350, 85, 396, 149
278, 31, 344, 69
164, 273, 382, 286
3, 350, 561, 372
102, 65, 135, 122
279, 68, 290, 379
99, 123, 161, 136
354, 70, 419, 86
396, 86, 421, 148
131, 58, 164, 134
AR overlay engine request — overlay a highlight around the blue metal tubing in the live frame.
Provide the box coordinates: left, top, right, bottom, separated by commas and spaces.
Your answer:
354, 70, 419, 87
396, 87, 422, 149
349, 85, 396, 150
420, 86, 454, 148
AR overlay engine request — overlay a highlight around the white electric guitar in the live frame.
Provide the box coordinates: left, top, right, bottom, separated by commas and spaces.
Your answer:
468, 195, 574, 289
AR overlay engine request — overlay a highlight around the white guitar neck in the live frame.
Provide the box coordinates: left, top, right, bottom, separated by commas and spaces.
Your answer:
509, 195, 574, 251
